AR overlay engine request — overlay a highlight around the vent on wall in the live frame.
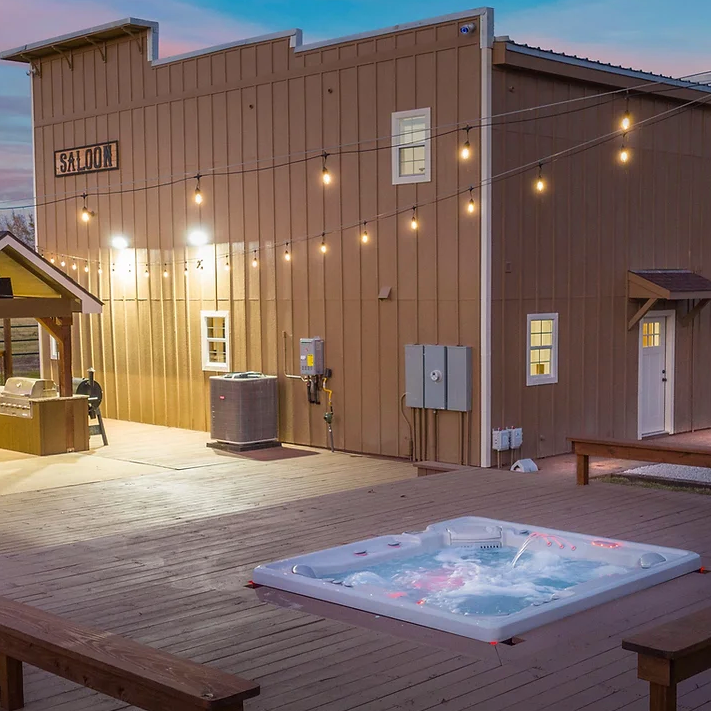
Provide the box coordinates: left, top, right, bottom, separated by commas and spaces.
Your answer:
209, 372, 278, 446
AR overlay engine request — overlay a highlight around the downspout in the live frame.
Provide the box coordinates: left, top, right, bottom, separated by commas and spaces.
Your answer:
479, 8, 494, 467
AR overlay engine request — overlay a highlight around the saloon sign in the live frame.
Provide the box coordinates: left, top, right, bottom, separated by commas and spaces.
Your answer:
54, 141, 119, 177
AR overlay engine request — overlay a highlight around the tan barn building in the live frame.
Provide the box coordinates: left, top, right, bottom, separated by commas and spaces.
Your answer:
2, 8, 711, 466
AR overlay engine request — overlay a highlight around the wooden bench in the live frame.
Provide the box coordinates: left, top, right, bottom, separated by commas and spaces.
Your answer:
622, 607, 711, 711
413, 460, 471, 477
0, 596, 259, 711
568, 437, 711, 485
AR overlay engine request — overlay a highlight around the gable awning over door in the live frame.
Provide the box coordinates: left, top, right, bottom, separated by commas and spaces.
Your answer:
627, 270, 711, 330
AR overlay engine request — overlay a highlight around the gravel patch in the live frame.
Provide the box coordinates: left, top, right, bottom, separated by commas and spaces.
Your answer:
624, 463, 711, 483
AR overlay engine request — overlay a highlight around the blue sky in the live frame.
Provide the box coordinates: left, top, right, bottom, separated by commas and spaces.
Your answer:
1, 0, 711, 206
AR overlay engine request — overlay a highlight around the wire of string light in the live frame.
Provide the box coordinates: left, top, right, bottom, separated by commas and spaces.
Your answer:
38, 85, 711, 275
4, 65, 711, 212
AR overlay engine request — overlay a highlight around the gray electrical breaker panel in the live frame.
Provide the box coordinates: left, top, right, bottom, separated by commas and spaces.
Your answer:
300, 337, 325, 375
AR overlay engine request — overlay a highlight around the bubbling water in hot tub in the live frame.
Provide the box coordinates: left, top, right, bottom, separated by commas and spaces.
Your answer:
328, 546, 630, 616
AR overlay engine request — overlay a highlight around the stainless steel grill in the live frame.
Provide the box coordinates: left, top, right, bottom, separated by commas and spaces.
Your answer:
0, 377, 58, 418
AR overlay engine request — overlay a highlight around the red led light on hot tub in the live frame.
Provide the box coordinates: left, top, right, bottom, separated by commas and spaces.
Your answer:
591, 540, 621, 549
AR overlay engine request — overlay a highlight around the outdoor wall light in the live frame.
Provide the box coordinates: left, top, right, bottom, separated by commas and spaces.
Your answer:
188, 230, 210, 246
111, 236, 129, 250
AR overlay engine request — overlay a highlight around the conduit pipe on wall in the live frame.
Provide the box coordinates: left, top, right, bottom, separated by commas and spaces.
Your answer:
479, 7, 494, 467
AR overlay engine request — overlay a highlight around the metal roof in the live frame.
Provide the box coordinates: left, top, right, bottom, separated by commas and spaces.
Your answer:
0, 18, 158, 63
503, 41, 711, 94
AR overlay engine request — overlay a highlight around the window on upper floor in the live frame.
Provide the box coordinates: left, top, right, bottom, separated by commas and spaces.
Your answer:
391, 108, 431, 185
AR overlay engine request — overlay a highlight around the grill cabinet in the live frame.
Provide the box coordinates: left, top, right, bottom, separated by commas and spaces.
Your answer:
209, 372, 279, 449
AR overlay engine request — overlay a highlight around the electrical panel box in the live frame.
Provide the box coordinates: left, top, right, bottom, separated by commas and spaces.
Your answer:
492, 428, 511, 451
404, 345, 425, 408
300, 337, 325, 375
423, 345, 447, 410
510, 427, 523, 449
446, 346, 472, 412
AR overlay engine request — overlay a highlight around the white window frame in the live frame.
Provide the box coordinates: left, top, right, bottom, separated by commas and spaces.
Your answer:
200, 310, 230, 372
526, 313, 559, 386
391, 108, 432, 185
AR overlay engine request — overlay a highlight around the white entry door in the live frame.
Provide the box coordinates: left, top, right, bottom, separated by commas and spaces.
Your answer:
638, 316, 669, 437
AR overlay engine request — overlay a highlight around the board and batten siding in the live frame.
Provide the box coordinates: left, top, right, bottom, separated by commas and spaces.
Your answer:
491, 63, 711, 459
34, 20, 484, 462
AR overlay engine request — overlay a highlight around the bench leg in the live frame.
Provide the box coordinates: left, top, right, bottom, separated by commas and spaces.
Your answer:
576, 454, 590, 485
0, 655, 23, 710
649, 681, 676, 711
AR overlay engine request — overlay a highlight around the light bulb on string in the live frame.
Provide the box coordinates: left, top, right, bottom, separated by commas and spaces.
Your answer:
84, 264, 89, 273
284, 242, 291, 261
320, 234, 327, 254
460, 126, 472, 160
184, 264, 189, 276
60, 259, 66, 267
535, 163, 546, 193
410, 207, 418, 231
50, 257, 55, 264
322, 152, 332, 185
163, 264, 169, 278
144, 267, 150, 278
619, 139, 630, 164
252, 251, 258, 268
621, 94, 631, 131
98, 266, 103, 275
80, 192, 95, 223
194, 174, 203, 205
467, 187, 476, 214
71, 262, 77, 271
360, 221, 369, 244
224, 256, 230, 272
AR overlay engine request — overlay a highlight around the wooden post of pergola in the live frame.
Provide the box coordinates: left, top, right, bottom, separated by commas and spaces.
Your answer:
36, 316, 73, 397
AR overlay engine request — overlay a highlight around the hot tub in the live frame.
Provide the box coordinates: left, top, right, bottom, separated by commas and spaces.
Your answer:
252, 517, 701, 643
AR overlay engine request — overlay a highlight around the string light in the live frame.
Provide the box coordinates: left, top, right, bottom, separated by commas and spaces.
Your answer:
163, 264, 169, 278
460, 126, 472, 159
619, 137, 630, 164
84, 264, 89, 273
320, 233, 327, 254
224, 256, 230, 271
60, 259, 66, 267
144, 267, 150, 278
71, 263, 77, 270
184, 264, 189, 275
621, 94, 631, 131
467, 187, 476, 214
252, 251, 258, 268
194, 174, 203, 205
360, 221, 369, 244
410, 207, 418, 231
98, 266, 102, 274
50, 257, 55, 264
322, 153, 332, 185
535, 163, 546, 193
284, 242, 291, 261
80, 192, 95, 223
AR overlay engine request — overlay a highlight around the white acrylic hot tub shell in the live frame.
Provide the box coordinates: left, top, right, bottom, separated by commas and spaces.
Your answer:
252, 517, 701, 643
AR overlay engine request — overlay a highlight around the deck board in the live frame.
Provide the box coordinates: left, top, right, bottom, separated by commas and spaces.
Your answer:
0, 427, 710, 710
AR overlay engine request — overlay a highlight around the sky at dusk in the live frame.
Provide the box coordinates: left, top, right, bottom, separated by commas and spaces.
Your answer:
1, 0, 711, 208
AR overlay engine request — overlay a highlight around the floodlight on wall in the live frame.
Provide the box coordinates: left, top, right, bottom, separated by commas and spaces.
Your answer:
188, 230, 209, 246
111, 236, 129, 250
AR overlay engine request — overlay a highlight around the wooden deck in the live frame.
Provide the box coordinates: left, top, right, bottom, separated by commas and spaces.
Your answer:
0, 431, 710, 710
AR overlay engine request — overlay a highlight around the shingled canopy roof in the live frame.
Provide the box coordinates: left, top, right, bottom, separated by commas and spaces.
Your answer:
627, 269, 711, 330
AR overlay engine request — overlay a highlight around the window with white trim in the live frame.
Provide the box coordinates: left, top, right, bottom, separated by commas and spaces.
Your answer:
526, 313, 559, 386
200, 310, 230, 372
391, 108, 431, 184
